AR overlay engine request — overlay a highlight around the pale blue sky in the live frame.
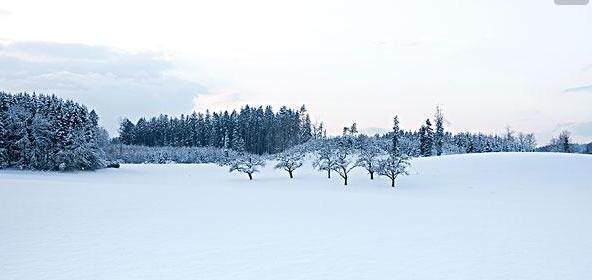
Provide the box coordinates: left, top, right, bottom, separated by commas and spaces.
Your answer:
1, 0, 591, 143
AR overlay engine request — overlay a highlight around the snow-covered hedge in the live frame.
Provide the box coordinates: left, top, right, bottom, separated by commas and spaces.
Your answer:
105, 144, 236, 164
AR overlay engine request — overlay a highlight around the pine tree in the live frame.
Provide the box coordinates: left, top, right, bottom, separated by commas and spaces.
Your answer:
392, 116, 400, 155
434, 106, 444, 156
558, 130, 571, 153
503, 127, 516, 152
0, 92, 108, 171
231, 124, 246, 154
300, 114, 313, 144
119, 119, 135, 145
117, 104, 317, 155
419, 119, 434, 157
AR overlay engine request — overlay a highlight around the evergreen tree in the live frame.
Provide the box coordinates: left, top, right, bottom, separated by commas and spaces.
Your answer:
231, 124, 246, 154
0, 92, 107, 171
118, 104, 313, 155
419, 119, 434, 157
392, 116, 400, 155
558, 130, 571, 153
119, 119, 135, 145
434, 106, 445, 156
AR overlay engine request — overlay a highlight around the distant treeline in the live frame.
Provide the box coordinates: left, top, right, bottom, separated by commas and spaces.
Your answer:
117, 105, 322, 155
117, 105, 543, 158
0, 92, 109, 170
2, 91, 589, 171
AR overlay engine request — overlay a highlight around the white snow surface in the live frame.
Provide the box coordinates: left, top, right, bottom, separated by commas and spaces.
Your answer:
1, 152, 591, 280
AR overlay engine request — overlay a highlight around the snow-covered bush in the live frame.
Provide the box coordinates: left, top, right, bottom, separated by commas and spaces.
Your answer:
105, 145, 232, 164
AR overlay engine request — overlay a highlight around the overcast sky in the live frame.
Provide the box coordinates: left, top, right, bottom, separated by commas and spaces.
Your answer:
1, 0, 591, 143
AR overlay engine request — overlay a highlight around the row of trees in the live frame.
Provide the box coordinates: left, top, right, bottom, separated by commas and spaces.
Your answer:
3, 90, 582, 174
116, 105, 543, 165
0, 92, 108, 170
374, 107, 537, 157
118, 105, 324, 155
227, 116, 411, 188
537, 130, 592, 154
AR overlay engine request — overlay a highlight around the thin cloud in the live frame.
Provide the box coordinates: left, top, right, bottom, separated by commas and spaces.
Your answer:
0, 41, 207, 135
563, 84, 592, 93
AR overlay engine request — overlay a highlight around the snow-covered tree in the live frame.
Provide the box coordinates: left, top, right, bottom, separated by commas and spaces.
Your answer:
350, 123, 358, 135
419, 119, 434, 157
331, 140, 357, 186
0, 92, 108, 171
517, 132, 536, 152
30, 114, 52, 169
553, 130, 572, 153
503, 127, 516, 152
355, 139, 384, 180
391, 116, 400, 155
274, 148, 304, 178
434, 106, 445, 156
119, 119, 135, 145
312, 122, 326, 139
231, 124, 246, 154
228, 154, 265, 180
378, 115, 412, 187
378, 154, 410, 188
313, 141, 338, 178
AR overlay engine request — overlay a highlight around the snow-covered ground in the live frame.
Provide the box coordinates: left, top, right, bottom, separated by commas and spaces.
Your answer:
1, 153, 591, 280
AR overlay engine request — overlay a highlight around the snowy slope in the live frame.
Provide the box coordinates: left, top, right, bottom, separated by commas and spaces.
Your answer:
1, 153, 591, 280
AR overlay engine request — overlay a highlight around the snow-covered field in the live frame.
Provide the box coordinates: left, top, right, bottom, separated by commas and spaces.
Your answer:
1, 153, 591, 280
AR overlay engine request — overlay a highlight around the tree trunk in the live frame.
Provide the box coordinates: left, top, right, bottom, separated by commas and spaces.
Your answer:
289, 170, 293, 178
327, 169, 331, 179
344, 176, 348, 186
248, 173, 253, 180
391, 178, 395, 187
370, 172, 374, 180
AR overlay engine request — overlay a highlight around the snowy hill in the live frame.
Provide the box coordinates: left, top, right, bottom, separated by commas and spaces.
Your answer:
1, 153, 591, 280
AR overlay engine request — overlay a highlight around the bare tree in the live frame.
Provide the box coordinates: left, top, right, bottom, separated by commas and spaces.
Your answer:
331, 140, 357, 186
229, 154, 265, 180
355, 139, 384, 180
378, 154, 410, 188
313, 142, 337, 178
274, 149, 304, 178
